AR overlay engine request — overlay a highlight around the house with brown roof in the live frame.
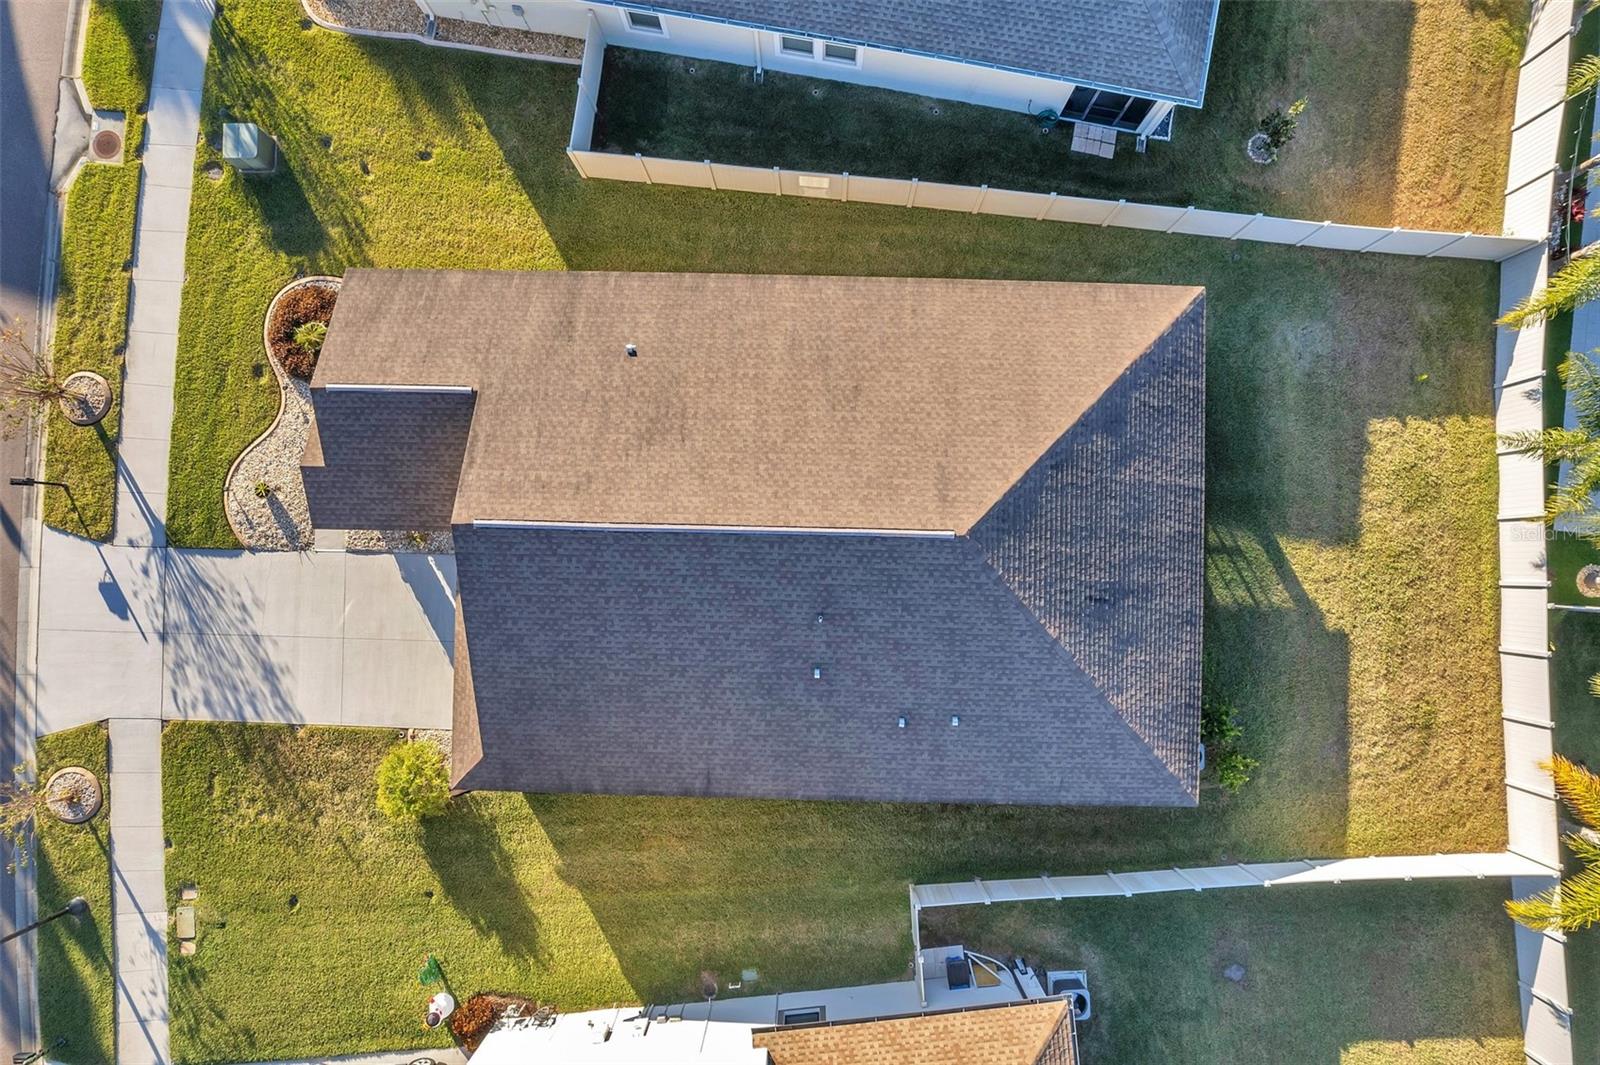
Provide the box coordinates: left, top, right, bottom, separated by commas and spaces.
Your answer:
302, 269, 1206, 807
466, 945, 1079, 1063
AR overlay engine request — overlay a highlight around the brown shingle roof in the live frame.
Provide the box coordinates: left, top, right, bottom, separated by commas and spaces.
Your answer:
752, 1000, 1075, 1065
308, 270, 1204, 807
313, 271, 1203, 534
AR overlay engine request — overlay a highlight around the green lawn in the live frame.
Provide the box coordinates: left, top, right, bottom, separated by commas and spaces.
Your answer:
163, 4, 1511, 1060
923, 882, 1523, 1065
593, 0, 1523, 232
44, 0, 162, 540
34, 723, 114, 1065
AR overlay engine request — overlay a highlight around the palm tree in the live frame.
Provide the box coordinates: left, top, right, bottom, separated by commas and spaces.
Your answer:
1507, 756, 1600, 932
1498, 254, 1600, 329
1500, 351, 1600, 531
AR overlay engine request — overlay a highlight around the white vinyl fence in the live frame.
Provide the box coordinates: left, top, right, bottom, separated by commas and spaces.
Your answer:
566, 148, 1539, 261
1496, 1, 1581, 1063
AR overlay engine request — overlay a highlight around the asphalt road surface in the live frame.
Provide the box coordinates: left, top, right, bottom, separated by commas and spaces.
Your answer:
0, 0, 74, 1056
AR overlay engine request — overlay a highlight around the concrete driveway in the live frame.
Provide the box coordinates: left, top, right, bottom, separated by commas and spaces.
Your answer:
33, 532, 457, 734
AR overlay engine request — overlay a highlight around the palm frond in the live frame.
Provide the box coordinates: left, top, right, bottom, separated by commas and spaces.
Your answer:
1589, 672, 1600, 698
1562, 351, 1600, 433
1506, 863, 1600, 932
1567, 830, 1600, 866
1549, 755, 1600, 829
1572, 53, 1600, 99
1499, 426, 1599, 461
1499, 253, 1600, 329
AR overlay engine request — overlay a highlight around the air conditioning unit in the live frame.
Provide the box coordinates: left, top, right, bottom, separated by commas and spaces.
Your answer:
1047, 970, 1091, 1021
89, 110, 125, 165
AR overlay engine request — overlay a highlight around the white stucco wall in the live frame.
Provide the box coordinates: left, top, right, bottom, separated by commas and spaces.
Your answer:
421, 0, 1177, 135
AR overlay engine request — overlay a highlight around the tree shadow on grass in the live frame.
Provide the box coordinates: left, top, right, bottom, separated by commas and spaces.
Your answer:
34, 819, 115, 1064
420, 796, 542, 962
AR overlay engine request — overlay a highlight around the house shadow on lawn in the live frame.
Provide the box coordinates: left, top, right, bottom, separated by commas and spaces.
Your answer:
521, 572, 1350, 1007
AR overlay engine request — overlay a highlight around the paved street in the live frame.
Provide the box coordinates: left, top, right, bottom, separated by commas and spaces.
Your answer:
0, 0, 73, 1057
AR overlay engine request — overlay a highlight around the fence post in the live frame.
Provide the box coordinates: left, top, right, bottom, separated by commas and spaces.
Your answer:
1035, 191, 1058, 221
1360, 226, 1402, 252
907, 177, 920, 208
773, 166, 782, 196
1294, 220, 1333, 247
1165, 205, 1195, 233
635, 153, 653, 184
841, 171, 850, 203
972, 184, 989, 214
1424, 232, 1471, 258
567, 148, 589, 179
1230, 212, 1262, 239
1101, 199, 1126, 226
705, 160, 717, 191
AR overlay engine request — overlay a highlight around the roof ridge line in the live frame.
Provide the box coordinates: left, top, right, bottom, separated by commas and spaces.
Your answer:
472, 519, 956, 537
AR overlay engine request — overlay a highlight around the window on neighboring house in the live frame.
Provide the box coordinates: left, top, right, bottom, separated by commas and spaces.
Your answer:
781, 1007, 824, 1025
780, 34, 815, 56
625, 9, 664, 33
1063, 87, 1156, 132
822, 41, 858, 64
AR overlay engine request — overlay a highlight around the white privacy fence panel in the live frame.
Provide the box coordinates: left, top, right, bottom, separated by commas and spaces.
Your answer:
569, 150, 1541, 260
1499, 521, 1551, 587
909, 853, 1554, 912
567, 17, 605, 155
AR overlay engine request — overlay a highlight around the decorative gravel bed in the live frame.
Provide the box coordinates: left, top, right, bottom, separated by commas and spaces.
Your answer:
346, 529, 455, 554
303, 0, 582, 60
223, 276, 340, 551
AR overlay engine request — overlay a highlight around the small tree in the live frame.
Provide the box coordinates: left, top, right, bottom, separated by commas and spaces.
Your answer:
375, 740, 450, 820
1257, 97, 1307, 154
0, 764, 42, 871
0, 324, 73, 438
1506, 756, 1600, 932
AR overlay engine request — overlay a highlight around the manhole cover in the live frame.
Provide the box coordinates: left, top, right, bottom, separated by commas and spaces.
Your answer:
92, 129, 123, 160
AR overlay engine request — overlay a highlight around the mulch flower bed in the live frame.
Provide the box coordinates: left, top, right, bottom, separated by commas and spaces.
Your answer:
450, 992, 549, 1053
267, 282, 338, 379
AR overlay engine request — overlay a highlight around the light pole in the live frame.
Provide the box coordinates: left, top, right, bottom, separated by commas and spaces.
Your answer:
8, 477, 68, 489
0, 897, 88, 945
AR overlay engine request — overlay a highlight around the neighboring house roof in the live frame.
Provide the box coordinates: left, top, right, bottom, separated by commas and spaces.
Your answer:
603, 0, 1221, 104
752, 999, 1076, 1064
307, 269, 1205, 807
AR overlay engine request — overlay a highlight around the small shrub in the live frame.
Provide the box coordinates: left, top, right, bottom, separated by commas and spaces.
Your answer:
375, 740, 449, 820
1257, 97, 1307, 154
1201, 692, 1258, 794
292, 320, 328, 353
253, 481, 273, 499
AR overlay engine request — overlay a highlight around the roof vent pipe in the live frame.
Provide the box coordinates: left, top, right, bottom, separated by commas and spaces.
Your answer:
625, 343, 638, 358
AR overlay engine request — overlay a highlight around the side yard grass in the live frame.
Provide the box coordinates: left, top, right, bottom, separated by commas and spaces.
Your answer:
162, 4, 1512, 1060
923, 883, 1523, 1065
34, 723, 114, 1065
43, 0, 162, 540
592, 0, 1523, 232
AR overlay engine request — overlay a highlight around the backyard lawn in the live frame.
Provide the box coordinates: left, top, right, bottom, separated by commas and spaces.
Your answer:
162, 3, 1512, 1060
593, 0, 1523, 232
34, 723, 114, 1064
923, 882, 1523, 1065
44, 0, 162, 540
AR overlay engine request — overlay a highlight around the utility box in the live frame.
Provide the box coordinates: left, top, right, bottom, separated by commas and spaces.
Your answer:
222, 122, 277, 174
